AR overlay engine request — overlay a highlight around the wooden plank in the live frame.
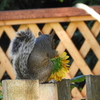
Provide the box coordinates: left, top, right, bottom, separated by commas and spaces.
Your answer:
64, 66, 83, 98
51, 22, 92, 98
66, 22, 90, 97
65, 73, 84, 98
81, 85, 86, 97
6, 46, 10, 56
3, 25, 16, 40
65, 73, 71, 79
71, 87, 84, 98
77, 21, 100, 60
86, 75, 100, 100
91, 21, 100, 37
70, 21, 100, 74
2, 80, 39, 100
0, 16, 96, 26
66, 22, 92, 76
0, 47, 16, 79
0, 6, 100, 20
91, 21, 100, 75
79, 21, 100, 97
39, 84, 58, 100
57, 79, 71, 100
50, 22, 93, 75
17, 24, 28, 30
79, 41, 90, 57
0, 26, 4, 37
58, 21, 100, 98
69, 63, 79, 78
93, 61, 100, 75
42, 23, 52, 34
0, 64, 5, 79
74, 21, 100, 96
68, 21, 100, 97
72, 98, 86, 100
66, 22, 77, 38
56, 42, 65, 55
66, 22, 79, 78
28, 24, 41, 37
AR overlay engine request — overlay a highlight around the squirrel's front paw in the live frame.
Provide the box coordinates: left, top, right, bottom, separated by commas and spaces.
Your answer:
55, 50, 58, 57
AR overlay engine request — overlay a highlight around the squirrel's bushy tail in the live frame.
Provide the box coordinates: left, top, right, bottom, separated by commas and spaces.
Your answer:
9, 29, 35, 58
17, 29, 33, 40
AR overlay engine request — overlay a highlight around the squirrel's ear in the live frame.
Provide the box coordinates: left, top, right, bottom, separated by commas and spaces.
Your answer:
50, 31, 55, 38
27, 29, 32, 33
38, 32, 42, 36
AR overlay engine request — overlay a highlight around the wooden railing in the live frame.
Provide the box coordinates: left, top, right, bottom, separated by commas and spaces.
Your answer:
0, 6, 100, 100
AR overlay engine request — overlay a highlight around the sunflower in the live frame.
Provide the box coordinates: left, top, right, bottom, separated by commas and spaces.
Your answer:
48, 52, 70, 81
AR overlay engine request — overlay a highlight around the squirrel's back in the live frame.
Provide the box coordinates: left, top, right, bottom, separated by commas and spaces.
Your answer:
9, 29, 58, 83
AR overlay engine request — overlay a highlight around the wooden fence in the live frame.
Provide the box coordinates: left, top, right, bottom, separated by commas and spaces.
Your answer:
0, 6, 100, 100
2, 75, 100, 100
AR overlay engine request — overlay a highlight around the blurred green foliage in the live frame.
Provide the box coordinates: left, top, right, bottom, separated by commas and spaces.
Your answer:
0, 82, 3, 100
0, 0, 73, 11
0, 0, 99, 11
73, 0, 100, 5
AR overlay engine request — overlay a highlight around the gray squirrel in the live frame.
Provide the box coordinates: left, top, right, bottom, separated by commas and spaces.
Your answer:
9, 29, 58, 83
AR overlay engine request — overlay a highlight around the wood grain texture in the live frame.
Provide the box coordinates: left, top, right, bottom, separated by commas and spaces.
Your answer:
0, 65, 5, 79
0, 47, 16, 79
77, 21, 100, 60
0, 6, 100, 20
86, 75, 100, 100
0, 16, 96, 26
50, 22, 93, 75
2, 80, 39, 100
57, 79, 71, 100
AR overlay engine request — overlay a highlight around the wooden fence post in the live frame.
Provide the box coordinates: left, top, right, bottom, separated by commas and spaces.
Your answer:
2, 79, 71, 100
2, 80, 39, 100
57, 79, 71, 100
86, 75, 100, 100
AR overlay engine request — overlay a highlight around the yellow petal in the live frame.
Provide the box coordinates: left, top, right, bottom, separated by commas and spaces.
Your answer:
59, 69, 66, 77
61, 60, 70, 64
62, 65, 69, 69
56, 71, 63, 77
59, 52, 69, 60
61, 67, 69, 73
63, 55, 69, 60
59, 52, 66, 58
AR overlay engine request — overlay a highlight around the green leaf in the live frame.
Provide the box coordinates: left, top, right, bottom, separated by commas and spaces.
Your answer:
79, 87, 83, 92
59, 0, 64, 2
71, 84, 78, 90
51, 57, 62, 73
0, 95, 3, 99
0, 90, 3, 99
0, 82, 2, 86
0, 96, 3, 99
70, 75, 86, 83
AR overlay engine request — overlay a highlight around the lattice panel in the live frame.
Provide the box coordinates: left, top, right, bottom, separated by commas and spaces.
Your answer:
1, 20, 100, 99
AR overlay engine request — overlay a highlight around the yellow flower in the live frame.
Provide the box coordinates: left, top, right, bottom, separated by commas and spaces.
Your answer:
48, 52, 70, 81
59, 52, 69, 60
